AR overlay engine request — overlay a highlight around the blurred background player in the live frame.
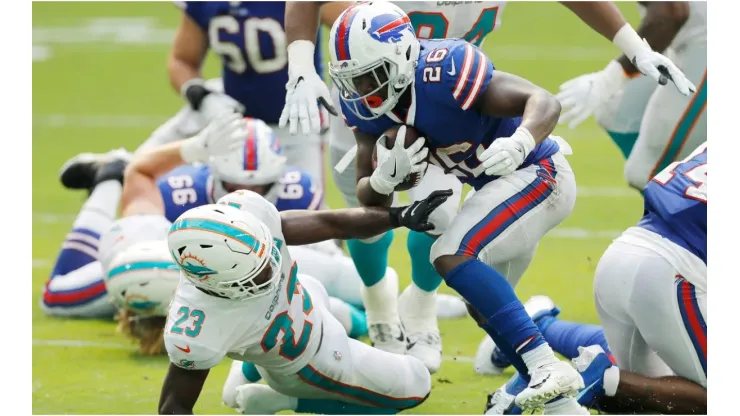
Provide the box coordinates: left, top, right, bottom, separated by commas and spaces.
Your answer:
42, 114, 246, 319
158, 190, 453, 414
279, 0, 696, 373
557, 1, 705, 191
149, 1, 354, 199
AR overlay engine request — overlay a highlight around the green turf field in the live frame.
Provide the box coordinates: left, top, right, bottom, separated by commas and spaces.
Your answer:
32, 2, 642, 414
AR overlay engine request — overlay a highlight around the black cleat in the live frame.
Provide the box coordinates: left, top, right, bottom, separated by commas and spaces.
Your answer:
59, 149, 131, 192
92, 154, 131, 189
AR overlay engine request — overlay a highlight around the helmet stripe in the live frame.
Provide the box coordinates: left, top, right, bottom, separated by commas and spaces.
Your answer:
170, 218, 263, 256
335, 6, 360, 61
244, 121, 258, 171
107, 261, 179, 280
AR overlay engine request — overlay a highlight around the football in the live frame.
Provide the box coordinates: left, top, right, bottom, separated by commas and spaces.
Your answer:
371, 125, 428, 192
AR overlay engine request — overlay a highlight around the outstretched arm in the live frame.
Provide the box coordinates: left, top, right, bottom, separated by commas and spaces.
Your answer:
158, 363, 209, 415
280, 190, 452, 245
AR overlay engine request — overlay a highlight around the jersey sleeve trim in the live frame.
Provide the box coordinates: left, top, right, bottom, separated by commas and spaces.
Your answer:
451, 44, 490, 110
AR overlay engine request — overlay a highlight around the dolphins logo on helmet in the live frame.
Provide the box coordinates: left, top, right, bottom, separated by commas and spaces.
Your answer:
368, 13, 413, 43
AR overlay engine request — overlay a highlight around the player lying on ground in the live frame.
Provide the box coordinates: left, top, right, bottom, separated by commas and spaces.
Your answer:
159, 1, 352, 195
485, 144, 707, 414
278, 0, 695, 374
158, 191, 453, 414
558, 1, 705, 191
328, 2, 587, 412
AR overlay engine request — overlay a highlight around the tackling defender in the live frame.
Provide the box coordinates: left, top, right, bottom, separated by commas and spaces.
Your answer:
157, 192, 452, 414
327, 2, 585, 412
558, 1, 706, 191
279, 0, 695, 373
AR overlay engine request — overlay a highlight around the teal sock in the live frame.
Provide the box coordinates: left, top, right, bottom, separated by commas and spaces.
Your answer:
296, 398, 398, 414
346, 231, 394, 287
241, 362, 262, 382
606, 130, 639, 159
348, 304, 368, 339
407, 231, 442, 292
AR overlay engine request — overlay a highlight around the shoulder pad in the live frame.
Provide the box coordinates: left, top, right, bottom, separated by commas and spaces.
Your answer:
423, 41, 493, 111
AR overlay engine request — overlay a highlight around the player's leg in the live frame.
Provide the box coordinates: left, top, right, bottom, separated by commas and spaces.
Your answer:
593, 75, 656, 159
42, 154, 129, 318
623, 42, 707, 190
400, 165, 464, 373
328, 110, 404, 353
432, 153, 585, 411
287, 244, 364, 308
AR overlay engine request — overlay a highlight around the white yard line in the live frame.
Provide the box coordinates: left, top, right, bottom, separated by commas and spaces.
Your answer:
31, 338, 475, 363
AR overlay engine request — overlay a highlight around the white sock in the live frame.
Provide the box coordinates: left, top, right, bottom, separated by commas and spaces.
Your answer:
74, 180, 122, 233
361, 271, 400, 325
235, 384, 298, 414
399, 283, 438, 330
522, 343, 559, 372
603, 366, 620, 396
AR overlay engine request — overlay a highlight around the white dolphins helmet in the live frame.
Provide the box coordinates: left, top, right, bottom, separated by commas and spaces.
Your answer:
209, 117, 287, 201
105, 240, 181, 317
167, 204, 281, 300
328, 1, 420, 120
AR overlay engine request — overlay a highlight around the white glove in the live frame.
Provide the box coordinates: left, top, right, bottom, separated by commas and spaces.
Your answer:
369, 126, 429, 195
556, 60, 630, 129
279, 40, 337, 135
479, 127, 536, 177
180, 112, 247, 164
181, 78, 244, 122
630, 40, 695, 95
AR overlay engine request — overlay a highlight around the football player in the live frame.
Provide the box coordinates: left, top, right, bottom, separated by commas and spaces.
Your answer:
150, 1, 353, 197
279, 0, 695, 374
558, 2, 706, 191
157, 191, 452, 414
327, 2, 587, 412
487, 143, 707, 415
40, 114, 246, 319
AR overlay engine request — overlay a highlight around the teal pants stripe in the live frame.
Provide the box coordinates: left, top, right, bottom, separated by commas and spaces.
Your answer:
652, 72, 707, 175
296, 364, 425, 409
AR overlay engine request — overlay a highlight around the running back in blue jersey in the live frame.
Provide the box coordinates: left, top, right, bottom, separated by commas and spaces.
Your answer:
341, 39, 560, 190
639, 143, 707, 263
158, 164, 214, 222
180, 1, 323, 124
274, 168, 323, 211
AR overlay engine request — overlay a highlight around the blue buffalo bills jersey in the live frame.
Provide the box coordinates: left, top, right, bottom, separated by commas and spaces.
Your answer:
180, 1, 323, 124
638, 143, 707, 263
157, 164, 320, 222
341, 38, 559, 190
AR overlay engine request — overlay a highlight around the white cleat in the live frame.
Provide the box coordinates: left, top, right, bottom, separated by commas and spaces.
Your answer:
515, 361, 585, 411
474, 335, 505, 376
368, 323, 407, 355
234, 384, 293, 415
484, 386, 516, 415
399, 284, 442, 373
524, 295, 559, 320
435, 294, 468, 319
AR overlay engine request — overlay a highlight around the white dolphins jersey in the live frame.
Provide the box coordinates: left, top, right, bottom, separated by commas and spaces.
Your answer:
164, 192, 324, 374
398, 1, 506, 46
637, 2, 706, 48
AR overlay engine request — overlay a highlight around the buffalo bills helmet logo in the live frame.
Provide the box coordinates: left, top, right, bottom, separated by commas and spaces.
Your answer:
368, 13, 413, 43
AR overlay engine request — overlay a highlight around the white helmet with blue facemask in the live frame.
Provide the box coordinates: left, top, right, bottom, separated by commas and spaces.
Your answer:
328, 1, 420, 120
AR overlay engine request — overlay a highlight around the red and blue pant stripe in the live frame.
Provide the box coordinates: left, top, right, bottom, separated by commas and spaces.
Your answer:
457, 157, 558, 256
676, 276, 707, 375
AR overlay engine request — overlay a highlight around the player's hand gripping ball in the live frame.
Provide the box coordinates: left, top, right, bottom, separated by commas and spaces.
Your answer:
372, 125, 429, 192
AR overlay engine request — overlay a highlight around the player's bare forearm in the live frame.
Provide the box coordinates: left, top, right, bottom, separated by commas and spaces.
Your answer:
597, 371, 706, 414
120, 168, 165, 218
354, 131, 393, 207
559, 2, 627, 41
319, 2, 354, 28
280, 207, 393, 245
477, 72, 560, 144
130, 142, 188, 182
168, 13, 208, 93
616, 2, 689, 75
158, 364, 209, 414
285, 2, 326, 44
